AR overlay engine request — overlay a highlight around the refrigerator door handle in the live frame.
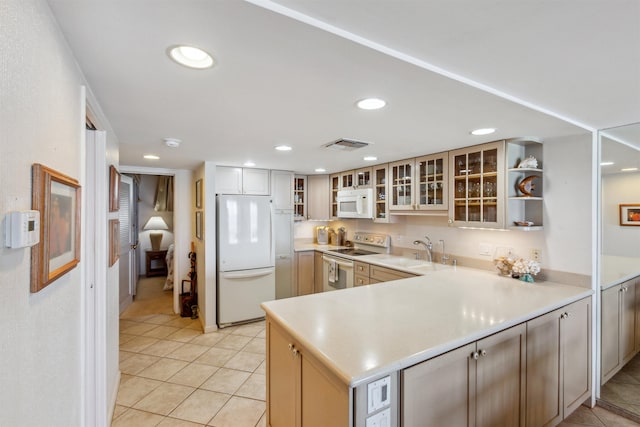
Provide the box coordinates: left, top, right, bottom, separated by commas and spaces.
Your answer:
222, 268, 274, 280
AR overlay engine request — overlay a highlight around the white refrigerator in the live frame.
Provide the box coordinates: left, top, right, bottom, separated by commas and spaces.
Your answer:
217, 194, 275, 327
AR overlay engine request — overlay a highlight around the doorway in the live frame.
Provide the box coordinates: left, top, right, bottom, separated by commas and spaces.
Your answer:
119, 173, 175, 317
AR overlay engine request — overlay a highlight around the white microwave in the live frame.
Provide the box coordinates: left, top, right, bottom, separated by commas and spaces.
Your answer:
336, 188, 374, 219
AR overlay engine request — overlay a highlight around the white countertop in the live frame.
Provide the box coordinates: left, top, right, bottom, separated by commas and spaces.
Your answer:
601, 254, 640, 289
261, 267, 592, 388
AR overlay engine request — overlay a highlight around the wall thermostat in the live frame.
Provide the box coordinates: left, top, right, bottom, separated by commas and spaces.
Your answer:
4, 210, 40, 248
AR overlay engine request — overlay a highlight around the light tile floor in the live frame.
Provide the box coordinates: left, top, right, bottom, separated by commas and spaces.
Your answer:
598, 352, 640, 422
112, 313, 267, 427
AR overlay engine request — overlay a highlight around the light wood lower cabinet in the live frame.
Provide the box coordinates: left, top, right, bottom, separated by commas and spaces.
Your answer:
526, 297, 591, 427
295, 251, 315, 296
601, 279, 637, 384
266, 318, 348, 427
314, 251, 324, 293
402, 324, 526, 427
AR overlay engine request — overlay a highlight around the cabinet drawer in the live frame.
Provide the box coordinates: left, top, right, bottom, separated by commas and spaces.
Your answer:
354, 261, 370, 276
354, 274, 370, 287
370, 265, 417, 282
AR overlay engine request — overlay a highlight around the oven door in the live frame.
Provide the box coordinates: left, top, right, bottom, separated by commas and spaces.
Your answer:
322, 254, 354, 292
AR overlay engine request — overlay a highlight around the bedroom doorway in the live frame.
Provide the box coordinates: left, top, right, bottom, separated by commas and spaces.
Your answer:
118, 173, 176, 317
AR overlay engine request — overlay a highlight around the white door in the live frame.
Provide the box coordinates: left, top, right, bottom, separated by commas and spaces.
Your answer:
217, 195, 273, 271
118, 175, 137, 312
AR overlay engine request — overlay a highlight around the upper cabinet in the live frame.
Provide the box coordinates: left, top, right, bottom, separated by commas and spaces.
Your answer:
293, 175, 306, 220
372, 163, 390, 222
307, 175, 330, 220
216, 166, 270, 195
355, 167, 372, 187
449, 141, 505, 228
271, 170, 294, 211
448, 138, 543, 230
389, 152, 448, 213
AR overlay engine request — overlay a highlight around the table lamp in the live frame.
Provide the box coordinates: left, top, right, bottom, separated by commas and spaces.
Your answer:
143, 216, 169, 250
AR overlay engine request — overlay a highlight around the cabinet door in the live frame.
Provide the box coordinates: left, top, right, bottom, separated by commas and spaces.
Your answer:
314, 251, 324, 293
526, 308, 562, 427
296, 251, 314, 296
243, 168, 270, 195
621, 280, 636, 365
216, 166, 243, 194
372, 164, 390, 222
293, 176, 306, 220
308, 175, 330, 220
415, 152, 448, 211
341, 170, 355, 189
389, 159, 415, 210
601, 285, 620, 384
355, 167, 372, 187
562, 297, 591, 416
475, 324, 525, 427
330, 174, 340, 218
271, 170, 294, 210
301, 353, 349, 427
402, 343, 474, 427
267, 321, 298, 427
449, 141, 505, 228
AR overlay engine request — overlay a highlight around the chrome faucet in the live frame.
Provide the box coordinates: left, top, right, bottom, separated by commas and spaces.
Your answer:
413, 236, 433, 263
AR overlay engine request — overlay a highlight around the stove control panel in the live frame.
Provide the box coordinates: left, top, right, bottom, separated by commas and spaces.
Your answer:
353, 232, 390, 250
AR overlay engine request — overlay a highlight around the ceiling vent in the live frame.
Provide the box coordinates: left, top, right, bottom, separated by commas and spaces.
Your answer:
324, 138, 370, 151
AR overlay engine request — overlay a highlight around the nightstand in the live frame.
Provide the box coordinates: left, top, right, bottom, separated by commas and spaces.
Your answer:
146, 249, 168, 277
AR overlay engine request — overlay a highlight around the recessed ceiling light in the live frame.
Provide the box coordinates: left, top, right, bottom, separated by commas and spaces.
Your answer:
600, 161, 614, 166
471, 128, 496, 136
356, 98, 386, 110
275, 145, 292, 151
244, 161, 256, 167
315, 168, 326, 173
621, 167, 638, 172
363, 156, 378, 161
144, 154, 160, 160
167, 45, 215, 69
164, 138, 181, 148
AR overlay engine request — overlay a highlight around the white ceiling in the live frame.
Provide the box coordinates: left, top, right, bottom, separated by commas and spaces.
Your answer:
46, 0, 639, 174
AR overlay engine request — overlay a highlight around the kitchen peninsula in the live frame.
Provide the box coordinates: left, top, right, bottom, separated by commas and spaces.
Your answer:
262, 267, 593, 427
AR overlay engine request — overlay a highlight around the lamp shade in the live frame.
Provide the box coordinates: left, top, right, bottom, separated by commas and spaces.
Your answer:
143, 216, 169, 231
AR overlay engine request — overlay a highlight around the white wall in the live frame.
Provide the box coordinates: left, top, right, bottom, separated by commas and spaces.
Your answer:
203, 162, 218, 331
325, 133, 593, 276
1, 1, 88, 424
602, 172, 640, 256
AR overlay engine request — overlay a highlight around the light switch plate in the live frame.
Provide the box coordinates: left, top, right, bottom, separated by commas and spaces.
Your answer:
367, 376, 391, 414
366, 408, 390, 427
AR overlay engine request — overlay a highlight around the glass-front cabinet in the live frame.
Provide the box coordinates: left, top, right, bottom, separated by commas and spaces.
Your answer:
389, 159, 414, 210
416, 152, 448, 210
330, 173, 340, 218
293, 175, 306, 221
341, 170, 355, 189
449, 141, 505, 228
355, 167, 372, 187
372, 164, 390, 222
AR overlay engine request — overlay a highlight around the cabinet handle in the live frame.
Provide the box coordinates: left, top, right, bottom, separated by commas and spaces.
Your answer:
288, 343, 299, 358
471, 351, 479, 360
288, 343, 294, 351
560, 313, 566, 319
480, 349, 487, 357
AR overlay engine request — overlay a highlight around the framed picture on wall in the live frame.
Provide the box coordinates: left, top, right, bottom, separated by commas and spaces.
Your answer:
31, 163, 82, 293
109, 219, 120, 266
195, 179, 202, 208
109, 165, 120, 212
620, 204, 640, 226
196, 211, 203, 240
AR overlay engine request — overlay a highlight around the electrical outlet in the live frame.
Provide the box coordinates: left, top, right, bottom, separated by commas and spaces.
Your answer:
479, 243, 492, 256
530, 248, 541, 261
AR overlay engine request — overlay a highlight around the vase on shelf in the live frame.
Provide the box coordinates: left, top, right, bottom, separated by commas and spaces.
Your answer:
519, 273, 534, 283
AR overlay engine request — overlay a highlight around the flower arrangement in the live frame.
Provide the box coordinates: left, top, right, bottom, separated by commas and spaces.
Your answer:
511, 258, 541, 282
493, 255, 515, 276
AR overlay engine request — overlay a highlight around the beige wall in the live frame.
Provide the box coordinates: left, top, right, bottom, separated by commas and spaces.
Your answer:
1, 0, 87, 425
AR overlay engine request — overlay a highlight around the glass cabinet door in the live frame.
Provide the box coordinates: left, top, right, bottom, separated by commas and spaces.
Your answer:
356, 168, 372, 187
449, 142, 504, 228
389, 160, 414, 210
373, 164, 389, 222
341, 171, 354, 189
330, 174, 339, 218
416, 153, 448, 210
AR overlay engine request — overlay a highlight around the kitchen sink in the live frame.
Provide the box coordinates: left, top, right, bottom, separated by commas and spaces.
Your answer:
364, 254, 445, 269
